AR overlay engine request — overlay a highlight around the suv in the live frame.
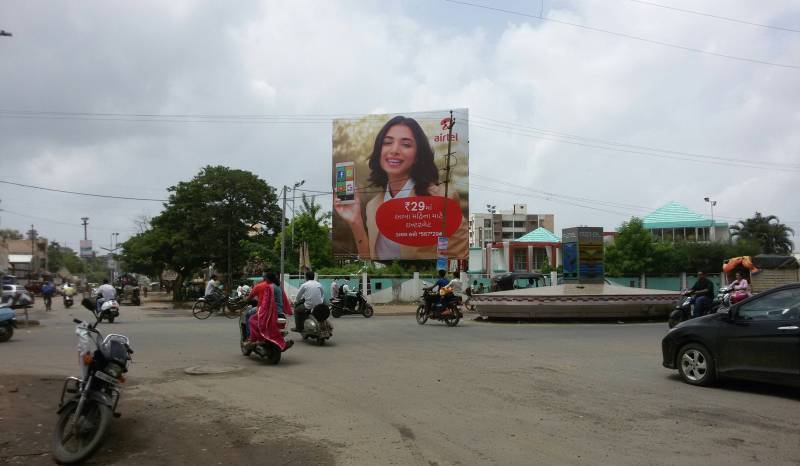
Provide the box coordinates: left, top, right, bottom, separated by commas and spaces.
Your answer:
1, 284, 35, 305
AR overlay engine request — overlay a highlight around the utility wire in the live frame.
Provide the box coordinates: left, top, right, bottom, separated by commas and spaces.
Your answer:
627, 0, 800, 33
0, 180, 167, 202
3, 108, 796, 170
443, 0, 800, 70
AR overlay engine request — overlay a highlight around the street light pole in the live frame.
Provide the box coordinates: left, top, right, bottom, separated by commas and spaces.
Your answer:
704, 197, 717, 241
290, 180, 305, 251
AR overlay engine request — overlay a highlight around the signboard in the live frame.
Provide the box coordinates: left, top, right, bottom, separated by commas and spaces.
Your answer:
561, 227, 604, 283
79, 240, 93, 258
332, 109, 469, 260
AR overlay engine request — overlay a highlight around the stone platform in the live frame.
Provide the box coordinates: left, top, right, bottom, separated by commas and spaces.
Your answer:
471, 283, 679, 320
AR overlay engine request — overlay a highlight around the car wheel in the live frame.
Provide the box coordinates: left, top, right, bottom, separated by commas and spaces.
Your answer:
677, 343, 716, 386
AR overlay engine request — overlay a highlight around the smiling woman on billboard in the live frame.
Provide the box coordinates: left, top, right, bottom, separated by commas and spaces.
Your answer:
333, 112, 468, 260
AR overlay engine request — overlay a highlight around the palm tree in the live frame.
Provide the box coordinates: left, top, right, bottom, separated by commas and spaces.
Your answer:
730, 212, 795, 254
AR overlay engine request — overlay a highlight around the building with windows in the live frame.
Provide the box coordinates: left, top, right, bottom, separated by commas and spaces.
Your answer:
5, 238, 48, 278
643, 201, 729, 242
469, 227, 561, 274
469, 204, 554, 247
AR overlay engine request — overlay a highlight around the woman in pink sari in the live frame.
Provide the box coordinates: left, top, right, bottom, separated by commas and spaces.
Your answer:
247, 272, 293, 351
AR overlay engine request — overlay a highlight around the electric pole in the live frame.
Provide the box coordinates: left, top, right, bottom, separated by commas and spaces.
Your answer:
279, 185, 288, 295
439, 110, 456, 261
81, 217, 89, 240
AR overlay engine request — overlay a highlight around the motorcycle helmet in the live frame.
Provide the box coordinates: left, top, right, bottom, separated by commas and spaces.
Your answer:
303, 319, 318, 331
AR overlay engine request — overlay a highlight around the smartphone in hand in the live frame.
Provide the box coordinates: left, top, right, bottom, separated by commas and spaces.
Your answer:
335, 161, 355, 204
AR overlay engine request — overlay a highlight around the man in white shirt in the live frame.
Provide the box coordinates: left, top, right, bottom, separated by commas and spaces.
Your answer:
330, 278, 340, 303
293, 270, 323, 332
205, 274, 218, 297
95, 279, 117, 312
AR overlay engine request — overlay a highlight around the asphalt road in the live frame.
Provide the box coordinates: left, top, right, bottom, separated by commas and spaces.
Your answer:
1, 300, 799, 465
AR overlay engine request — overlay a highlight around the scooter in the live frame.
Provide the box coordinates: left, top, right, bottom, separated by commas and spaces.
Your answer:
239, 303, 293, 364
293, 301, 333, 345
668, 292, 693, 329
82, 297, 120, 323
330, 287, 374, 318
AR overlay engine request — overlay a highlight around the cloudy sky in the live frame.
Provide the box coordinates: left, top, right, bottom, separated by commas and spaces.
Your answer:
1, 0, 798, 252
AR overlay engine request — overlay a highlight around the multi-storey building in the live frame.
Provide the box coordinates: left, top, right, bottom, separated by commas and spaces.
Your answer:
468, 204, 555, 247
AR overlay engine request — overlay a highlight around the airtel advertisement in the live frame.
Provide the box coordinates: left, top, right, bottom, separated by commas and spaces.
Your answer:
332, 109, 469, 260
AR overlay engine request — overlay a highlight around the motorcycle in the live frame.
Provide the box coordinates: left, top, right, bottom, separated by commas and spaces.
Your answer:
52, 313, 133, 464
415, 288, 463, 327
239, 303, 293, 364
668, 292, 694, 329
192, 290, 240, 319
0, 291, 32, 342
330, 287, 374, 318
292, 301, 334, 345
82, 297, 120, 323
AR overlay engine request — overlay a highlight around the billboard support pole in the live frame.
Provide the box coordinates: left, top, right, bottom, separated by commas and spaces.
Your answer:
439, 110, 455, 269
280, 185, 287, 294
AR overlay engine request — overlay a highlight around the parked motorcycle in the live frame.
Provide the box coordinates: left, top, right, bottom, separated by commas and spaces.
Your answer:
0, 306, 15, 342
293, 302, 334, 345
330, 287, 374, 318
52, 314, 133, 464
416, 289, 463, 327
0, 291, 32, 342
239, 304, 293, 364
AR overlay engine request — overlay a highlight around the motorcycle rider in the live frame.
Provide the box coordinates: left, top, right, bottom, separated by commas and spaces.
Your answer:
95, 278, 117, 313
293, 270, 323, 332
729, 271, 751, 304
330, 278, 340, 304
687, 271, 714, 317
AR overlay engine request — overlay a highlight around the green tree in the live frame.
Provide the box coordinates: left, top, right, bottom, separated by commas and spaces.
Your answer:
275, 194, 333, 273
730, 212, 795, 254
47, 242, 86, 275
119, 166, 283, 299
605, 218, 656, 276
0, 229, 23, 240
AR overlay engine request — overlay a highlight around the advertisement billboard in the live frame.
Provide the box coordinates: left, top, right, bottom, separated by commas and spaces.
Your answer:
332, 109, 469, 260
79, 240, 93, 258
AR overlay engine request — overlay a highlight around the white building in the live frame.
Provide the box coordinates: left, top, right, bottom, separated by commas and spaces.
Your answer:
469, 204, 555, 247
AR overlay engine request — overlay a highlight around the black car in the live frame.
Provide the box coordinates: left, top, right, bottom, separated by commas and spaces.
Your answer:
662, 283, 800, 387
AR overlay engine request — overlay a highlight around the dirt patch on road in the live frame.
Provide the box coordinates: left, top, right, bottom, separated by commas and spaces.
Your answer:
0, 375, 336, 465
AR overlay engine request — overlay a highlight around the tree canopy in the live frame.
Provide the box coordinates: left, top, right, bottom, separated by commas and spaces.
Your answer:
0, 229, 23, 240
275, 194, 333, 273
120, 166, 283, 293
730, 212, 794, 255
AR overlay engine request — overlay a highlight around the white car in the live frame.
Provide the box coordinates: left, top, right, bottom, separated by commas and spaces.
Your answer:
1, 284, 34, 305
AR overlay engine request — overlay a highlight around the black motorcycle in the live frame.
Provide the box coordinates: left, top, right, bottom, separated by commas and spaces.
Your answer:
416, 289, 462, 327
52, 314, 133, 464
330, 288, 374, 318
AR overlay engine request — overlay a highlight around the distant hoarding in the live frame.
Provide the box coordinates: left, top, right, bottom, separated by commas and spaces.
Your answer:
79, 240, 93, 258
332, 109, 469, 260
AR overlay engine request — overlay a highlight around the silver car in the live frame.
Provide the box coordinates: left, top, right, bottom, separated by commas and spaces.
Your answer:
1, 284, 35, 305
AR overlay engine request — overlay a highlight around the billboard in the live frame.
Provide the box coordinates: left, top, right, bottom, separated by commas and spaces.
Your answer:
332, 109, 469, 260
79, 240, 93, 258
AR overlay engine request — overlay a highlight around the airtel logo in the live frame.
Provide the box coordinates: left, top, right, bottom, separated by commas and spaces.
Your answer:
440, 117, 452, 130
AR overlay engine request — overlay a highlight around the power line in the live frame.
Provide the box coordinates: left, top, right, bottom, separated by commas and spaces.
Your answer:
443, 0, 800, 70
627, 0, 800, 33
469, 122, 800, 172
4, 108, 795, 171
0, 180, 167, 202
